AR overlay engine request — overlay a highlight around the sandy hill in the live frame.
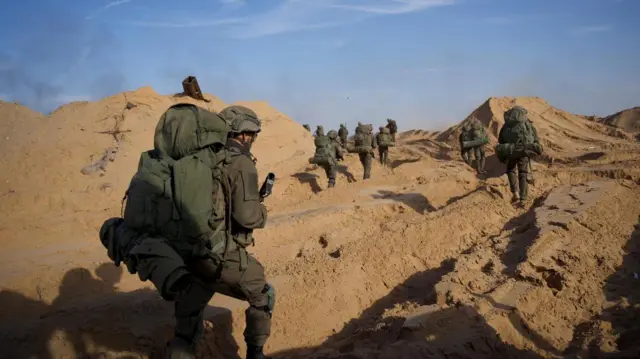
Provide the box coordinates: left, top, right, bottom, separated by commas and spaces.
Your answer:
599, 106, 640, 134
0, 91, 639, 359
434, 97, 635, 160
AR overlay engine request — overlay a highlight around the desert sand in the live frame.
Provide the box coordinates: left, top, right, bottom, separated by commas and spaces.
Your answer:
0, 87, 639, 359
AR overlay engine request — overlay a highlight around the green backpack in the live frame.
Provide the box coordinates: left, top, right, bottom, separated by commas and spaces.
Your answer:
496, 107, 542, 162
121, 103, 231, 260
378, 132, 394, 147
354, 129, 373, 154
310, 135, 336, 166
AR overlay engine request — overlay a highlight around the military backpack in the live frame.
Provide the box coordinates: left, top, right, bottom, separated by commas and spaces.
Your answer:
121, 103, 232, 261
378, 131, 394, 147
310, 135, 336, 166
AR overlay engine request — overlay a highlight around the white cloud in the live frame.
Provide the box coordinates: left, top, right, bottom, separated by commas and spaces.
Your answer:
107, 0, 456, 38
86, 0, 136, 20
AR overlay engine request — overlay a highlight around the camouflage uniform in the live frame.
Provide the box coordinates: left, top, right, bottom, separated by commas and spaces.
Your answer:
324, 130, 344, 187
470, 121, 487, 174
338, 124, 348, 146
174, 106, 273, 359
376, 126, 391, 167
386, 118, 398, 142
458, 125, 472, 166
358, 125, 377, 180
498, 106, 540, 203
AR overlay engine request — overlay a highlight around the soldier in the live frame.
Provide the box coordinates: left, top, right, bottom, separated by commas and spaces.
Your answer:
497, 106, 541, 204
353, 124, 377, 179
338, 123, 349, 146
313, 125, 324, 137
375, 126, 394, 167
99, 104, 274, 359
326, 130, 345, 187
470, 120, 487, 174
386, 118, 398, 142
458, 125, 472, 166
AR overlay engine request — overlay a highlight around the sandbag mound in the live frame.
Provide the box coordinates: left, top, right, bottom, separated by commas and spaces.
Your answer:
435, 97, 635, 160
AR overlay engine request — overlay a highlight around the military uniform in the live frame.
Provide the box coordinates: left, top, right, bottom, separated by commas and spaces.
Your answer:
323, 130, 344, 187
338, 124, 348, 146
458, 126, 472, 166
498, 106, 540, 203
470, 122, 487, 174
386, 118, 398, 142
375, 127, 391, 167
358, 125, 377, 180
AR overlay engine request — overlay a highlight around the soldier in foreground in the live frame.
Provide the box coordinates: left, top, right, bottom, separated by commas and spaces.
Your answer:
386, 118, 398, 142
376, 126, 394, 167
338, 123, 349, 145
496, 106, 542, 204
98, 104, 274, 359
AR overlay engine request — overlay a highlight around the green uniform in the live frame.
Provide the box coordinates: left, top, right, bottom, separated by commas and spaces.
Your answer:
375, 127, 392, 167
359, 126, 377, 179
338, 125, 348, 146
459, 129, 472, 166
498, 106, 540, 202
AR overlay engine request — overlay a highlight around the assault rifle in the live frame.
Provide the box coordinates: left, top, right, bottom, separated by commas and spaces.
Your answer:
259, 172, 276, 202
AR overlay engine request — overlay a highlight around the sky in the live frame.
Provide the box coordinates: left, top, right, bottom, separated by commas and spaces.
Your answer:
0, 0, 639, 131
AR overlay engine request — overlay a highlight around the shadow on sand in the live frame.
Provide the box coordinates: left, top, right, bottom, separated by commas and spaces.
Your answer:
0, 262, 240, 359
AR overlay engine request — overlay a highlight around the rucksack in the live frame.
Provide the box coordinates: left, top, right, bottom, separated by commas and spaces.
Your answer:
499, 108, 536, 145
354, 132, 373, 154
387, 120, 397, 133
310, 135, 336, 166
121, 103, 231, 260
378, 132, 394, 147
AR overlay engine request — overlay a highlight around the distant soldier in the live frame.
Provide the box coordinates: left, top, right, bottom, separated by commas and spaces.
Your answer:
309, 128, 343, 188
376, 126, 395, 167
470, 120, 488, 174
313, 125, 323, 137
338, 123, 349, 145
386, 118, 398, 142
496, 106, 543, 204
352, 124, 377, 179
458, 125, 473, 166
303, 124, 311, 132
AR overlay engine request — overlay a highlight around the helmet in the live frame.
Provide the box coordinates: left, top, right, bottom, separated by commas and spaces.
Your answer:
327, 130, 338, 139
357, 121, 362, 126
382, 127, 390, 134
340, 124, 345, 128
220, 106, 261, 134
472, 121, 483, 130
379, 126, 384, 131
387, 118, 392, 122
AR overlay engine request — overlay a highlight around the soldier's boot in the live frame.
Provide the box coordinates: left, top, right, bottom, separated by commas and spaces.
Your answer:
247, 345, 272, 359
328, 178, 335, 188
166, 337, 195, 359
479, 157, 486, 174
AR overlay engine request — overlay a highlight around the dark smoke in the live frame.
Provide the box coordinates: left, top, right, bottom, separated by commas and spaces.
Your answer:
0, 3, 127, 113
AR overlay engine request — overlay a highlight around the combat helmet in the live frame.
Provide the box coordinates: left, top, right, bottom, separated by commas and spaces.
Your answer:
220, 106, 261, 134
379, 126, 384, 132
382, 127, 390, 134
327, 130, 338, 139
316, 125, 325, 136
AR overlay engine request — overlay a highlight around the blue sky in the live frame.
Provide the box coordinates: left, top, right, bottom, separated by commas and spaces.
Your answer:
0, 0, 638, 130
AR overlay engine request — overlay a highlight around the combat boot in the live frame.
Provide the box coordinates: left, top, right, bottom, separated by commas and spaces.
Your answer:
511, 193, 519, 203
328, 178, 335, 188
247, 345, 272, 359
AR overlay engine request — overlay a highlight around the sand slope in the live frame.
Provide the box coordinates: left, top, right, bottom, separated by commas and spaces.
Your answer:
0, 91, 639, 359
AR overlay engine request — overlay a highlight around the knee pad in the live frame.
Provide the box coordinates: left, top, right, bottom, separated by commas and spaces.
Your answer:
251, 283, 275, 315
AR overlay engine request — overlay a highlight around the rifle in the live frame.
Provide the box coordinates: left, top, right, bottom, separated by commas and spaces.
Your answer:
259, 173, 276, 201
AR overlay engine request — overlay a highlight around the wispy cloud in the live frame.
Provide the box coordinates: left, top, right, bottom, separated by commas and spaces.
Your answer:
100, 0, 456, 38
123, 17, 245, 28
329, 0, 455, 15
86, 0, 136, 20
571, 25, 612, 34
